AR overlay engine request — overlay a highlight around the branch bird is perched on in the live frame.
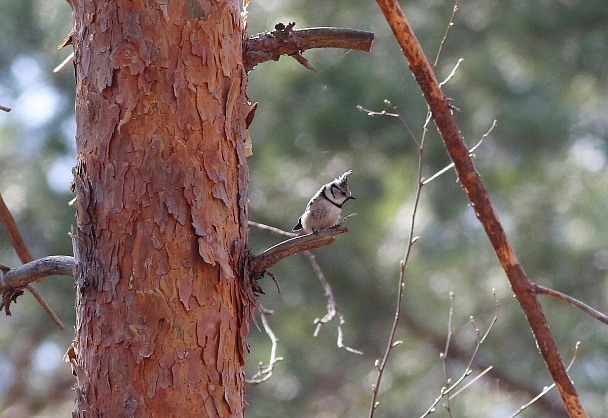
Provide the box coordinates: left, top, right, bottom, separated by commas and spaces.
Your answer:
293, 170, 355, 235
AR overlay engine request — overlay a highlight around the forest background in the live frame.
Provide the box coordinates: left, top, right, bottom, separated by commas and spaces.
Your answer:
0, 0, 607, 417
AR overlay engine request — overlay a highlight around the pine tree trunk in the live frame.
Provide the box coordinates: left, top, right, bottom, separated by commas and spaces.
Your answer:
69, 1, 253, 416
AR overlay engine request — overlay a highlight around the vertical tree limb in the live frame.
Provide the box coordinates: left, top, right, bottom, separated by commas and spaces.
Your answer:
375, 0, 587, 416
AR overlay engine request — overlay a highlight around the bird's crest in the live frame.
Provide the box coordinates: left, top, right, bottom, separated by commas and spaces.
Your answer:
337, 170, 353, 189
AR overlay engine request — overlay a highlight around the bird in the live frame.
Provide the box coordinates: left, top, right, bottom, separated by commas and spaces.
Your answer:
292, 170, 355, 235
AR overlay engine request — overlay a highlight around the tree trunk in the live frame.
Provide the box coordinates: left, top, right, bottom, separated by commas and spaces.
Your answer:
69, 1, 253, 416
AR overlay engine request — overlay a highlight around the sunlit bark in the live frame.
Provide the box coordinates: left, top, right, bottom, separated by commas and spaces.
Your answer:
69, 1, 253, 416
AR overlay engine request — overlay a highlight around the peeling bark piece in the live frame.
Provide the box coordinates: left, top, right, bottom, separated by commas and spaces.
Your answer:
70, 1, 253, 416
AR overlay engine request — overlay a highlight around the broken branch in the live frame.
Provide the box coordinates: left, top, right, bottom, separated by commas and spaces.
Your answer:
0, 193, 67, 329
0, 256, 75, 290
245, 23, 374, 72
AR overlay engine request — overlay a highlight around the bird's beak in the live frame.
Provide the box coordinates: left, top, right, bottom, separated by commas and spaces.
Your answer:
349, 196, 356, 200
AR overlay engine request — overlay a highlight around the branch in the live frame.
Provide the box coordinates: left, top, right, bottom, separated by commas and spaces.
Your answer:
245, 22, 374, 72
305, 250, 362, 354
1, 256, 75, 323
369, 102, 429, 417
532, 284, 608, 325
0, 193, 67, 329
375, 1, 587, 416
401, 310, 568, 417
247, 308, 284, 384
420, 291, 499, 418
0, 256, 75, 290
509, 342, 581, 417
249, 226, 347, 281
248, 221, 296, 238
249, 221, 360, 353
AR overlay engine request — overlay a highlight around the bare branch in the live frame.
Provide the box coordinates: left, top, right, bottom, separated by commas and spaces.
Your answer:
247, 309, 284, 384
249, 221, 360, 353
249, 227, 347, 281
433, 0, 459, 69
423, 119, 497, 185
440, 292, 456, 416
420, 291, 499, 418
401, 310, 568, 416
249, 221, 295, 238
532, 284, 608, 326
369, 102, 429, 417
0, 193, 66, 329
245, 23, 374, 72
439, 58, 464, 88
337, 314, 363, 355
304, 250, 362, 354
0, 256, 75, 290
1, 256, 75, 325
53, 51, 75, 73
448, 366, 493, 401
509, 342, 581, 418
307, 250, 337, 336
0, 194, 34, 261
375, 1, 587, 415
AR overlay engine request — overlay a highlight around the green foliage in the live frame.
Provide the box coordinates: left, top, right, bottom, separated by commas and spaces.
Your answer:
1, 0, 608, 416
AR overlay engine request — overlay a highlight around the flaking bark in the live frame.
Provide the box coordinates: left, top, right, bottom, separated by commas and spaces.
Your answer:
69, 1, 254, 416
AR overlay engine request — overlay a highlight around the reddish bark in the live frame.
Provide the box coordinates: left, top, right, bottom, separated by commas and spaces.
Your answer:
69, 1, 254, 416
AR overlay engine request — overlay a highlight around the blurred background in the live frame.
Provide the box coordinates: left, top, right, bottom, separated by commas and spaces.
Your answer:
1, 0, 607, 417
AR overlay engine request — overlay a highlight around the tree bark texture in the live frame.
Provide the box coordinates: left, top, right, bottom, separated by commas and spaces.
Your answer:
70, 1, 254, 416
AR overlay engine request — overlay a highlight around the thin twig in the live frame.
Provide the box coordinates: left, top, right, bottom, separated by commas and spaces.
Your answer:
369, 104, 430, 417
401, 309, 564, 417
433, 0, 459, 69
420, 291, 499, 418
401, 310, 567, 415
356, 105, 399, 118
441, 292, 456, 417
247, 309, 284, 384
448, 365, 493, 401
509, 342, 581, 418
532, 284, 608, 325
0, 193, 66, 329
53, 51, 75, 73
248, 221, 296, 238
357, 100, 419, 147
307, 250, 337, 336
304, 250, 362, 354
423, 119, 497, 185
337, 314, 363, 355
439, 58, 464, 88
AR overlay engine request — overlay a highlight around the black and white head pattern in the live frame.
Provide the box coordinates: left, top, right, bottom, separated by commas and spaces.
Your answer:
325, 170, 354, 207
